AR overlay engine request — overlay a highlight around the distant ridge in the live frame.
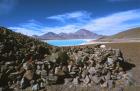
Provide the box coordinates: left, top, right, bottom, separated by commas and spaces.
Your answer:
109, 27, 140, 39
35, 29, 102, 40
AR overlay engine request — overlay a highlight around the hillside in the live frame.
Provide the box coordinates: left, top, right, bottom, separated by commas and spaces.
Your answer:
0, 27, 53, 86
110, 27, 140, 39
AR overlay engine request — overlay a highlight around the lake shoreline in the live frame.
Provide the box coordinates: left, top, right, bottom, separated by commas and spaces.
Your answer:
44, 38, 140, 47
44, 39, 95, 47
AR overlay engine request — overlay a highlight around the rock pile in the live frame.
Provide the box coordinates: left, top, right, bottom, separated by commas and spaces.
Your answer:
0, 27, 135, 91
0, 27, 52, 90
63, 46, 134, 89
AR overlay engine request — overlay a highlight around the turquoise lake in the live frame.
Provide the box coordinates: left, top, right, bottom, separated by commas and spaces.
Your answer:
44, 39, 94, 46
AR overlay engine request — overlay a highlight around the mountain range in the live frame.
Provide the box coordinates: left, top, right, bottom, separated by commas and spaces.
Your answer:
33, 29, 102, 40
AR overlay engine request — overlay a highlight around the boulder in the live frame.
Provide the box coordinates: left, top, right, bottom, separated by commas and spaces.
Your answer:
23, 70, 34, 80
92, 75, 101, 84
46, 75, 58, 84
72, 76, 79, 85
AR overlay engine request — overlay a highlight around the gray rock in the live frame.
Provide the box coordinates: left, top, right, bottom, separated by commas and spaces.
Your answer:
114, 86, 124, 91
83, 75, 90, 84
23, 70, 34, 80
72, 76, 79, 85
92, 75, 101, 84
46, 75, 58, 84
88, 67, 96, 75
41, 70, 47, 78
108, 80, 114, 89
31, 83, 39, 91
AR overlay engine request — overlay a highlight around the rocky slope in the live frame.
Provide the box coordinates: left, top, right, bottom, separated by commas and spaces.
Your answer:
0, 27, 53, 87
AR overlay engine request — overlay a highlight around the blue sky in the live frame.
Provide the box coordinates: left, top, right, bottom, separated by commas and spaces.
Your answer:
0, 0, 140, 35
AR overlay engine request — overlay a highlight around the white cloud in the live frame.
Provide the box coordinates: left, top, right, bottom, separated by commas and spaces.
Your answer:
19, 19, 43, 30
9, 19, 45, 36
0, 0, 18, 15
82, 9, 140, 35
41, 25, 80, 34
92, 10, 140, 25
10, 11, 91, 35
10, 9, 140, 36
10, 27, 44, 36
10, 24, 81, 36
47, 11, 91, 22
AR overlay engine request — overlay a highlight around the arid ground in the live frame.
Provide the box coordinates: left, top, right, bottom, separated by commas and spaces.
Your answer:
61, 42, 140, 91
19, 42, 140, 91
51, 42, 140, 91
96, 42, 140, 91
